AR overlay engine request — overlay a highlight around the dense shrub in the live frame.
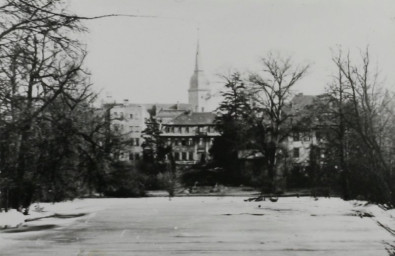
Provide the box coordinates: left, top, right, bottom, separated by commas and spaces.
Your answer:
180, 167, 224, 187
102, 162, 146, 197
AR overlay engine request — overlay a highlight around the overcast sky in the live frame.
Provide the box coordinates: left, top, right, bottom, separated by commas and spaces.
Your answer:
69, 0, 395, 105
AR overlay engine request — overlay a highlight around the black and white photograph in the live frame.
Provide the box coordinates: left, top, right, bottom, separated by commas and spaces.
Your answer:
1, 0, 395, 255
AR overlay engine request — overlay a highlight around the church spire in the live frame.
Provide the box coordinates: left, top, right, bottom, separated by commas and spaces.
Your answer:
188, 30, 210, 112
194, 29, 202, 72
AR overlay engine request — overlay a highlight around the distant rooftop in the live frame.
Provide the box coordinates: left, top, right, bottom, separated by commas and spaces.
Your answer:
167, 112, 216, 126
156, 109, 185, 118
143, 103, 192, 112
290, 93, 316, 110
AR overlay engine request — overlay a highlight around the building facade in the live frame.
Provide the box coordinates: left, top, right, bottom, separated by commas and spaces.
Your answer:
286, 93, 328, 167
160, 112, 219, 165
109, 102, 148, 162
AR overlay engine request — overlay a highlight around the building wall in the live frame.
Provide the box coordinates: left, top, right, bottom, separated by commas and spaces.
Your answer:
110, 103, 148, 162
286, 130, 327, 166
188, 88, 210, 113
161, 124, 219, 165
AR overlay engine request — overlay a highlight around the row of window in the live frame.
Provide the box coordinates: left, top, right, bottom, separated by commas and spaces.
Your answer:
117, 152, 141, 160
128, 152, 141, 160
113, 112, 139, 120
113, 124, 141, 133
164, 126, 215, 134
174, 152, 194, 161
167, 138, 213, 146
131, 138, 140, 146
292, 131, 331, 142
120, 151, 196, 161
292, 132, 311, 142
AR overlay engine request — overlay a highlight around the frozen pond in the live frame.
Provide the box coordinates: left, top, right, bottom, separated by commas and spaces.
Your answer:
0, 197, 393, 255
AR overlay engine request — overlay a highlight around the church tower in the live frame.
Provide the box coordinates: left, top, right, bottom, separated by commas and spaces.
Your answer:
188, 40, 210, 112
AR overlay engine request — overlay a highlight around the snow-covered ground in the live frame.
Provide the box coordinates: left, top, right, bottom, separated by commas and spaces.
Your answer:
0, 197, 394, 255
0, 199, 103, 229
0, 199, 105, 248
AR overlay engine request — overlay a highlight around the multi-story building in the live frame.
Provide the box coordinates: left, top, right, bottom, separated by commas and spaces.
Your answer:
108, 102, 148, 162
160, 112, 219, 165
286, 93, 329, 167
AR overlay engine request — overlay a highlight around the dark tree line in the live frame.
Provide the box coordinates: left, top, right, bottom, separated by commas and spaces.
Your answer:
0, 0, 128, 212
213, 49, 395, 205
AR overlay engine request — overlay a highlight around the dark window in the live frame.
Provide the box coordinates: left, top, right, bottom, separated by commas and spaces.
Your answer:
182, 152, 187, 160
129, 153, 134, 160
174, 152, 180, 161
130, 114, 133, 119
114, 152, 119, 159
186, 127, 189, 133
188, 138, 193, 146
293, 148, 300, 158
181, 139, 186, 146
188, 152, 194, 160
293, 132, 300, 141
136, 138, 140, 146
135, 153, 140, 160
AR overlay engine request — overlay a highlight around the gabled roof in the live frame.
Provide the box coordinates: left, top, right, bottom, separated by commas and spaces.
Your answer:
166, 112, 216, 125
142, 103, 193, 112
290, 93, 316, 111
156, 109, 185, 119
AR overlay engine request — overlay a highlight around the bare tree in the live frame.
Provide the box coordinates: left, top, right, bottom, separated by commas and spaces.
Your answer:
331, 47, 394, 204
249, 53, 309, 193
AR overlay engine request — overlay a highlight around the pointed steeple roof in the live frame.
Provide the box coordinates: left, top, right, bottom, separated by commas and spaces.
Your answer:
194, 39, 202, 72
189, 36, 209, 91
